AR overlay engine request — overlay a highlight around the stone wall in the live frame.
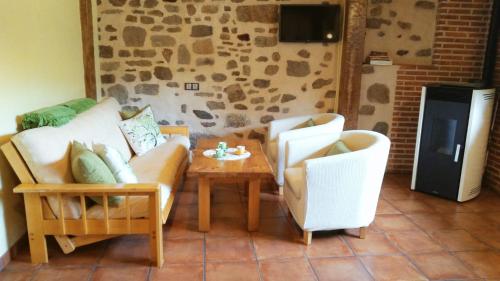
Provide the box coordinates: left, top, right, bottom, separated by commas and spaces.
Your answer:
96, 0, 341, 143
357, 65, 399, 136
364, 0, 438, 65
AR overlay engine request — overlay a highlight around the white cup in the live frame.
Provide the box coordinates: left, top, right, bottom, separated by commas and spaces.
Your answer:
237, 145, 246, 154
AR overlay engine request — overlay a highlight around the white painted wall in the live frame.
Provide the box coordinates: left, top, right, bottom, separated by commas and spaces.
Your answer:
0, 0, 85, 258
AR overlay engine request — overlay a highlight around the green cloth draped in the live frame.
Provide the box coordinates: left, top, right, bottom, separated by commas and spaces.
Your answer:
62, 98, 96, 114
21, 105, 76, 130
21, 98, 97, 130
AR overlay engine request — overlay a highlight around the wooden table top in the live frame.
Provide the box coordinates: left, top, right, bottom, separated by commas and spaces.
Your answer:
187, 138, 273, 178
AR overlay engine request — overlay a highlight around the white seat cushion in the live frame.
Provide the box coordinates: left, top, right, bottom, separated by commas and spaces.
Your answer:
285, 167, 304, 200
129, 135, 189, 184
87, 135, 190, 219
269, 140, 278, 162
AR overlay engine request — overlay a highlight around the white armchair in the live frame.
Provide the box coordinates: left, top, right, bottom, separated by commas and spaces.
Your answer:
283, 130, 390, 245
266, 113, 345, 194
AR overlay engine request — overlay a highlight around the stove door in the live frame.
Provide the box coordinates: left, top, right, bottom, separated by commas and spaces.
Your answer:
416, 89, 471, 200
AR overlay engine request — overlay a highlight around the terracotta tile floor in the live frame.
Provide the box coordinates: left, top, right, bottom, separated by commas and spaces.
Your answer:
1, 174, 500, 281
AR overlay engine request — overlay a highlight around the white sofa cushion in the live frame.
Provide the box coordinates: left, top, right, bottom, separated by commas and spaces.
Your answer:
12, 98, 132, 184
87, 135, 190, 219
12, 98, 132, 218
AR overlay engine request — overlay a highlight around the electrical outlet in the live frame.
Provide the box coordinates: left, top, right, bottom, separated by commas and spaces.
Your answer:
184, 82, 200, 91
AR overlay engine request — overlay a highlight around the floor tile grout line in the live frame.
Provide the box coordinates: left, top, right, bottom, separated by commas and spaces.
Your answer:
145, 264, 153, 281
304, 250, 320, 281
391, 202, 492, 280
384, 188, 496, 243
249, 233, 264, 281
339, 233, 376, 281
278, 203, 317, 280
446, 251, 481, 280
202, 232, 207, 281
358, 255, 380, 281
376, 189, 434, 279
383, 180, 500, 279
88, 239, 111, 279
27, 267, 40, 281
380, 198, 445, 279
401, 205, 497, 253
378, 228, 432, 280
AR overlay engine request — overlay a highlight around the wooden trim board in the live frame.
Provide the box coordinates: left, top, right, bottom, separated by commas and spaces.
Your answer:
79, 0, 97, 100
337, 0, 367, 129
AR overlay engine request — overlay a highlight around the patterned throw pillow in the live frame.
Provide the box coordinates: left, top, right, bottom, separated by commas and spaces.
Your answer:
118, 106, 165, 156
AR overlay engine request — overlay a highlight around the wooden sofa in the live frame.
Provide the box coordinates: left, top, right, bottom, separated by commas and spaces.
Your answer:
1, 98, 190, 267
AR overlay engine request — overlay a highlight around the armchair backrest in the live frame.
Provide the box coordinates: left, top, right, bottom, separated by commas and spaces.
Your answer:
267, 113, 344, 142
302, 130, 390, 230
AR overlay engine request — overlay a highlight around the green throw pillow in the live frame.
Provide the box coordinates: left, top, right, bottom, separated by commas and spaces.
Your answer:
293, 118, 316, 130
325, 140, 352, 156
71, 141, 123, 206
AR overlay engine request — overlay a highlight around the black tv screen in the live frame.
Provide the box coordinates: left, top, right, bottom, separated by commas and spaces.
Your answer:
279, 4, 341, 43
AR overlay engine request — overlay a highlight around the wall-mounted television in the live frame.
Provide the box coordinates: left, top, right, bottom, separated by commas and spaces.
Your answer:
279, 4, 341, 43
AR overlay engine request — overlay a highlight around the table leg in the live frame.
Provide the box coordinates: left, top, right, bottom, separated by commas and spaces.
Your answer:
248, 178, 261, 231
198, 177, 210, 232
240, 180, 249, 197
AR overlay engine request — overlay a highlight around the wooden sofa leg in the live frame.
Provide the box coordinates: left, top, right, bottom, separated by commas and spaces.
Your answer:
303, 231, 312, 245
149, 194, 163, 268
24, 194, 48, 264
149, 231, 163, 268
359, 227, 367, 239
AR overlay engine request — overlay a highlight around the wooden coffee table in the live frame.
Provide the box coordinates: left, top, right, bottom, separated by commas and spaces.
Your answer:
187, 138, 273, 232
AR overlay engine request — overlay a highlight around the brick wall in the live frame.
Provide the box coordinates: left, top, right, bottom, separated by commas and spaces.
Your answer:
484, 27, 500, 192
388, 0, 493, 172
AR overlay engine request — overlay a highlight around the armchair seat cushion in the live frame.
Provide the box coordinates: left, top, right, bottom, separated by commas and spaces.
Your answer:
269, 140, 278, 162
285, 167, 304, 200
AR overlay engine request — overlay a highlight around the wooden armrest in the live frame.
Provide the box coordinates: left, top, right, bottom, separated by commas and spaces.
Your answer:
160, 125, 189, 137
13, 183, 161, 194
